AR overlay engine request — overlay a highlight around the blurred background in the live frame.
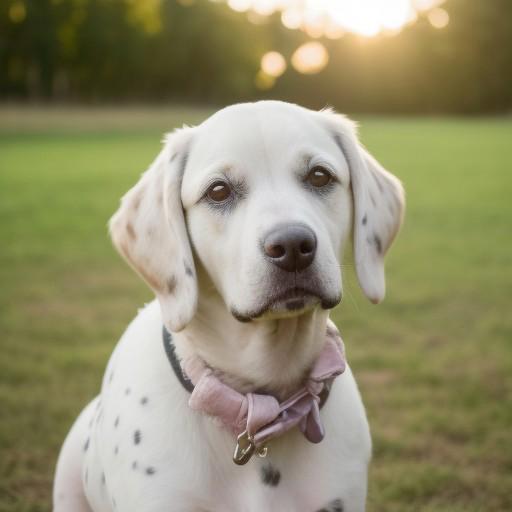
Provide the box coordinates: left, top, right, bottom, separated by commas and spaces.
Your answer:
1, 0, 512, 112
0, 1, 511, 511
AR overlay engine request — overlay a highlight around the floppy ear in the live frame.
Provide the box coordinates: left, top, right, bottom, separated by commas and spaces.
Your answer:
109, 127, 197, 332
319, 110, 405, 303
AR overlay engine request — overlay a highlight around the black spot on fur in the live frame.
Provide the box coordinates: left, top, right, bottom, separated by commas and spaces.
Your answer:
373, 234, 383, 254
101, 472, 106, 485
83, 438, 90, 452
145, 467, 156, 475
132, 461, 138, 470
114, 416, 119, 428
362, 214, 367, 225
114, 445, 119, 455
140, 397, 148, 405
134, 430, 141, 445
261, 464, 281, 486
332, 498, 344, 512
184, 261, 194, 277
317, 498, 344, 512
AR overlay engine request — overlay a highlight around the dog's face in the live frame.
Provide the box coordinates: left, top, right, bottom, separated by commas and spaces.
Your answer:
110, 102, 404, 332
183, 103, 351, 322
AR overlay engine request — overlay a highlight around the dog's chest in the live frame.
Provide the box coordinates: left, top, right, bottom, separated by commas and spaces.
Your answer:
83, 386, 343, 512
80, 306, 368, 511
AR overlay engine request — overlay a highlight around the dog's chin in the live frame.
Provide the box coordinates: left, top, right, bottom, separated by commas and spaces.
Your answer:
259, 294, 320, 320
230, 289, 341, 323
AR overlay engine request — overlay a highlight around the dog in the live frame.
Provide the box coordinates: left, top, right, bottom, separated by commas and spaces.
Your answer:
53, 101, 404, 512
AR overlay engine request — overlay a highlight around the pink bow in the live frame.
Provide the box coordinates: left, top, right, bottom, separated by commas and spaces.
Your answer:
183, 328, 346, 450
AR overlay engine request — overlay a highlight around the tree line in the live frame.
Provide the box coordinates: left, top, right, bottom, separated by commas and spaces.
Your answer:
1, 0, 511, 113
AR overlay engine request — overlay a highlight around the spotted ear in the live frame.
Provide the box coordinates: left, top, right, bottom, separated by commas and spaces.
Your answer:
109, 127, 197, 332
319, 110, 405, 303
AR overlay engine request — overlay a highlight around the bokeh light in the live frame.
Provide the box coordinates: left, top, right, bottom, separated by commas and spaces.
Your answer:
261, 51, 287, 77
252, 0, 276, 16
291, 42, 329, 74
9, 0, 26, 24
227, 0, 252, 12
229, 0, 449, 88
428, 7, 450, 29
281, 8, 302, 30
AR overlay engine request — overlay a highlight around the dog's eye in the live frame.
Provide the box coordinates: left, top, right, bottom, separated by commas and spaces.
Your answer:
207, 181, 232, 202
305, 167, 332, 188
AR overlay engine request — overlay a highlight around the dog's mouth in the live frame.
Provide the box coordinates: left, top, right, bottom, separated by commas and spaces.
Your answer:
231, 286, 341, 323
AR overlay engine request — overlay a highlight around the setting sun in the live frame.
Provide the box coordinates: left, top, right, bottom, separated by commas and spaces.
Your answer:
225, 0, 446, 38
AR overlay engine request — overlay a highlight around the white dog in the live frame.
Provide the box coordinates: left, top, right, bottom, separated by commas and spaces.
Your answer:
53, 101, 404, 512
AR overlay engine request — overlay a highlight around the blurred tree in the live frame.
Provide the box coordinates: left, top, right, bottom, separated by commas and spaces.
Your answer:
0, 0, 510, 112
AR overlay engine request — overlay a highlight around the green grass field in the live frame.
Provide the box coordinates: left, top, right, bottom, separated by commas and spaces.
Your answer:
1, 106, 511, 512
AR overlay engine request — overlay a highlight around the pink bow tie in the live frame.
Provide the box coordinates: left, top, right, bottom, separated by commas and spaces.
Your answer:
182, 326, 346, 464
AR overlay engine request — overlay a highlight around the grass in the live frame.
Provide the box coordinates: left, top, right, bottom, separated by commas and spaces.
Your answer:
1, 106, 511, 512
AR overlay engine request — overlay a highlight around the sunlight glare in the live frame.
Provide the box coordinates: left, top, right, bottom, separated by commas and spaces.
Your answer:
221, 0, 445, 38
234, 0, 448, 84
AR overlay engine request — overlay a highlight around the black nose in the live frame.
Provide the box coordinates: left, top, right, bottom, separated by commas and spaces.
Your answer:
263, 224, 317, 272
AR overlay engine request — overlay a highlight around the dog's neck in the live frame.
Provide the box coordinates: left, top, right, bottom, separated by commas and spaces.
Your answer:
174, 281, 330, 399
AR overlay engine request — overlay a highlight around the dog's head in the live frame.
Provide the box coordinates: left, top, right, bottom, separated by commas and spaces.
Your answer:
110, 102, 404, 332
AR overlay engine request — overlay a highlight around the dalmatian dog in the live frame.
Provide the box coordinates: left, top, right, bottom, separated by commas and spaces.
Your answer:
53, 101, 404, 512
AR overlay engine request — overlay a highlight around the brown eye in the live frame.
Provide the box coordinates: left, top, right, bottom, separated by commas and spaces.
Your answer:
207, 181, 231, 202
306, 166, 332, 188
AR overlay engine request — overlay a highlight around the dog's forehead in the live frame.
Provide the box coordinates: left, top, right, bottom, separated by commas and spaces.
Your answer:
184, 102, 340, 183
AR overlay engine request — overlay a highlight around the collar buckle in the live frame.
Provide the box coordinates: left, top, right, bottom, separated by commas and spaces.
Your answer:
233, 430, 268, 465
233, 430, 255, 465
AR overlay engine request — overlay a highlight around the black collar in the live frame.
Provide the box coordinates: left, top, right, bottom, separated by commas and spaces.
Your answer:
162, 326, 194, 393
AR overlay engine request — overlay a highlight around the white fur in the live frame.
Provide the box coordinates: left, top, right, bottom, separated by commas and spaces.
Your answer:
53, 101, 404, 512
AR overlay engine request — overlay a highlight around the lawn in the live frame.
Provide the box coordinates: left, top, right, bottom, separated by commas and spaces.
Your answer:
0, 106, 511, 512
